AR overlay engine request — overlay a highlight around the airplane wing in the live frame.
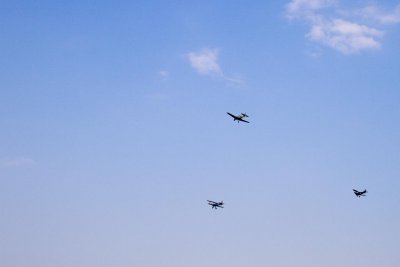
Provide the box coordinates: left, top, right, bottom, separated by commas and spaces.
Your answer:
227, 112, 236, 119
353, 189, 359, 193
207, 200, 217, 204
239, 118, 250, 123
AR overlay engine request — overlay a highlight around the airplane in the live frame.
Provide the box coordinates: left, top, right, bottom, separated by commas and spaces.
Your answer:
207, 200, 224, 209
353, 189, 367, 197
227, 112, 250, 123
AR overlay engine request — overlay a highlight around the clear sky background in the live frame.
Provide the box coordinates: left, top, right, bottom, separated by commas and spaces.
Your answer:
1, 1, 400, 266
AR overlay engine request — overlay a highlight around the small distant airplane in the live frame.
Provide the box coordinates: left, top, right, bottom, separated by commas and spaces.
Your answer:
207, 200, 224, 209
353, 189, 367, 197
227, 112, 249, 123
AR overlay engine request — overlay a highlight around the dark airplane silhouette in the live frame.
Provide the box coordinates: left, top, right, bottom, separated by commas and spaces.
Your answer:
353, 189, 367, 197
207, 200, 224, 209
227, 112, 249, 123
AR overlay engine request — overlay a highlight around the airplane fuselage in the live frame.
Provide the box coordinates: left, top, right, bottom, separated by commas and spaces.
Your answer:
227, 112, 249, 123
353, 189, 367, 197
207, 200, 224, 209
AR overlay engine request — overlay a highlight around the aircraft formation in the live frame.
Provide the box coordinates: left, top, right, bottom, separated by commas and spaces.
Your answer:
208, 112, 368, 210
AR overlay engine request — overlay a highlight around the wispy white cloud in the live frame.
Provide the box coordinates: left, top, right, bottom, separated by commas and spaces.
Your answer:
2, 157, 35, 167
158, 70, 169, 80
285, 0, 399, 54
186, 48, 242, 84
286, 0, 336, 18
357, 4, 400, 25
186, 48, 223, 76
307, 18, 383, 54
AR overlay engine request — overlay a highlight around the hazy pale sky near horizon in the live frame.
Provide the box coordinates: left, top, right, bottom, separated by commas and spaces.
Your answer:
1, 1, 400, 266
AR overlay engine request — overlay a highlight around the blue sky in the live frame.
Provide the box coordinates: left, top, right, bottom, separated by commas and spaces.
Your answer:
1, 1, 400, 266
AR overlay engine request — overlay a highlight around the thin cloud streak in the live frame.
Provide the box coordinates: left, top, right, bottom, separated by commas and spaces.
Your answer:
2, 157, 35, 167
